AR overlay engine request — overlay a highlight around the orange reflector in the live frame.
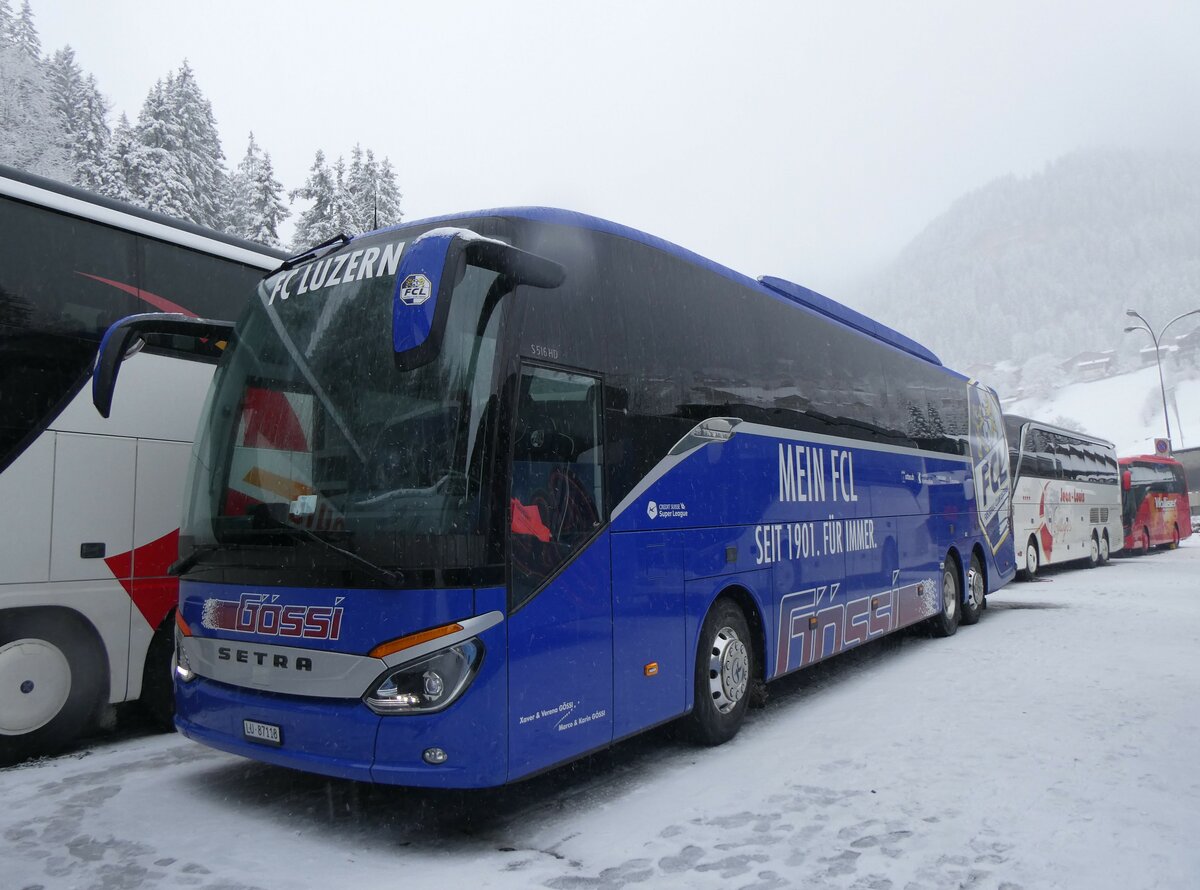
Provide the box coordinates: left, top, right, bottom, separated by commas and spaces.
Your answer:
808, 616, 818, 628
175, 609, 192, 637
370, 622, 464, 659
644, 662, 659, 677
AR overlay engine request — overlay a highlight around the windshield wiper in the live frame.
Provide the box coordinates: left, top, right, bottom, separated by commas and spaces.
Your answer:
169, 544, 221, 576
271, 233, 351, 274
250, 505, 404, 589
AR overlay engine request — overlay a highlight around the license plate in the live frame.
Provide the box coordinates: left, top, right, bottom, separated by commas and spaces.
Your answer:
243, 719, 282, 746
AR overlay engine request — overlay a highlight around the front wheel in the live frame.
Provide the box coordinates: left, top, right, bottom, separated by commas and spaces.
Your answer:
1141, 528, 1151, 555
139, 621, 177, 732
928, 559, 961, 638
688, 598, 753, 746
961, 554, 985, 626
1086, 532, 1100, 568
0, 611, 106, 764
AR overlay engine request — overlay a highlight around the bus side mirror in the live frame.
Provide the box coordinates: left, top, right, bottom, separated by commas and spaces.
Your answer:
1121, 469, 1132, 491
393, 228, 565, 371
93, 312, 235, 418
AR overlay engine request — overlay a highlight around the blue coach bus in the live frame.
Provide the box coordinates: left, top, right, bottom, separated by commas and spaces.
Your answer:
94, 209, 1015, 787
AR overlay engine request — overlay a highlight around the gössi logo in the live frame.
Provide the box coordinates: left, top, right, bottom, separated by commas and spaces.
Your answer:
201, 593, 345, 640
399, 273, 433, 306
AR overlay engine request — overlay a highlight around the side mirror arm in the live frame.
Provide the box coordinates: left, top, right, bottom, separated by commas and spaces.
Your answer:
92, 312, 235, 418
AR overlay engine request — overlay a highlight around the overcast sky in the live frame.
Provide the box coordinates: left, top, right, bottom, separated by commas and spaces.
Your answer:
36, 1, 1200, 297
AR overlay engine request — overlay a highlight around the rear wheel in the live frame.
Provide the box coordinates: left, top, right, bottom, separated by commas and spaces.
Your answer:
1020, 536, 1040, 580
961, 554, 985, 626
1086, 532, 1100, 568
1099, 532, 1111, 564
0, 611, 106, 765
688, 598, 753, 746
1169, 525, 1180, 550
1141, 528, 1151, 555
928, 558, 961, 638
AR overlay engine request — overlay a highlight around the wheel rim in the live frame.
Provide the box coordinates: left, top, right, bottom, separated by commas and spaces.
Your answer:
1100, 535, 1109, 561
0, 638, 72, 736
708, 626, 749, 714
967, 567, 985, 610
942, 568, 958, 621
1026, 540, 1038, 575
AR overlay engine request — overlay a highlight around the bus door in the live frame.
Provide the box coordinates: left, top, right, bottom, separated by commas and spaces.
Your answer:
506, 364, 611, 780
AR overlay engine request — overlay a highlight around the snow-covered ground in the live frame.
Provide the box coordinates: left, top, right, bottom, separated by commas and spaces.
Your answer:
4, 544, 1199, 890
1004, 364, 1200, 456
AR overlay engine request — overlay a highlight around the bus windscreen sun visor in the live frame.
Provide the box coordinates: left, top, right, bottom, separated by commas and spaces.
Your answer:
391, 228, 566, 370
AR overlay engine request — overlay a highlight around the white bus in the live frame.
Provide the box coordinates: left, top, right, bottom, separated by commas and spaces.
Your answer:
1004, 415, 1122, 578
0, 164, 283, 762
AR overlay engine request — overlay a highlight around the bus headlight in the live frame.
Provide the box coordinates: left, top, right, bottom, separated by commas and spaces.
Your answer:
174, 628, 196, 683
364, 639, 482, 715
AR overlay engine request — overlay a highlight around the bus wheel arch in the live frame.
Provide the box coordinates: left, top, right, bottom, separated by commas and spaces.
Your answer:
687, 590, 762, 745
0, 607, 108, 764
139, 610, 177, 731
961, 547, 986, 625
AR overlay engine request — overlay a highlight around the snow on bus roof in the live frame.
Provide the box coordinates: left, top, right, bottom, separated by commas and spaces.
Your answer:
369, 206, 947, 369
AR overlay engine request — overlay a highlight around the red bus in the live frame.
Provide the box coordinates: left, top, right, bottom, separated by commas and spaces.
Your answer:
1119, 455, 1192, 553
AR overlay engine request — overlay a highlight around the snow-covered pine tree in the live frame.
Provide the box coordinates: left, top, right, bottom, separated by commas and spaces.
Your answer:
345, 145, 403, 232
0, 1, 15, 47
96, 112, 137, 202
290, 150, 337, 250
165, 60, 225, 228
46, 46, 110, 189
0, 1, 70, 177
329, 155, 356, 239
375, 157, 403, 228
73, 74, 111, 190
11, 0, 39, 59
131, 76, 192, 220
227, 132, 287, 247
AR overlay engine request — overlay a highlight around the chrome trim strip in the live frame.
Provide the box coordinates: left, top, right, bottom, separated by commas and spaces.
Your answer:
182, 611, 505, 698
0, 177, 280, 269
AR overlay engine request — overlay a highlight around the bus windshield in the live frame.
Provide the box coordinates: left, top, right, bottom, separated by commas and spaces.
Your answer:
181, 234, 506, 578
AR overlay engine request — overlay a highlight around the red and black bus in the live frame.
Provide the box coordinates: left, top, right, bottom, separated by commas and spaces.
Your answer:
1119, 455, 1192, 553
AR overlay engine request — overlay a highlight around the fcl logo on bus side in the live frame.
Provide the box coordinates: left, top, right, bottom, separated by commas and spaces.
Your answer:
201, 593, 345, 640
398, 273, 433, 306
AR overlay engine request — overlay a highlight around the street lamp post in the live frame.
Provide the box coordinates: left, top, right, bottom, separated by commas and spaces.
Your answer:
1123, 308, 1200, 451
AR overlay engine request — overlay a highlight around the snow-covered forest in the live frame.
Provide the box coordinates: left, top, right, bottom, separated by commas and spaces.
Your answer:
850, 149, 1200, 381
0, 0, 401, 249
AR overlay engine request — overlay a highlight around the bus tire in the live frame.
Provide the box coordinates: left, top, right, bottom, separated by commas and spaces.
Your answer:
928, 557, 961, 638
0, 611, 106, 765
1141, 528, 1150, 555
961, 554, 985, 626
1099, 531, 1111, 564
139, 620, 177, 732
1087, 532, 1101, 568
1019, 535, 1040, 580
1165, 526, 1180, 551
688, 598, 752, 746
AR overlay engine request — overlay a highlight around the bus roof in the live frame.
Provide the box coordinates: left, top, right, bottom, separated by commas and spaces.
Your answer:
365, 206, 947, 369
1005, 414, 1116, 449
0, 163, 285, 270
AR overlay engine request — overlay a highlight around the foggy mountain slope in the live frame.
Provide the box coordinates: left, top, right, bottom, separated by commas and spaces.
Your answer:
849, 149, 1200, 370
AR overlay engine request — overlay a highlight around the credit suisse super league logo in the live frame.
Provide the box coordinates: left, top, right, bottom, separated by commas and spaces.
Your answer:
399, 273, 433, 306
202, 593, 344, 640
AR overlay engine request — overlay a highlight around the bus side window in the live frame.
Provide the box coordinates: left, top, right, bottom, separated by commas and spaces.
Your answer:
509, 365, 603, 609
